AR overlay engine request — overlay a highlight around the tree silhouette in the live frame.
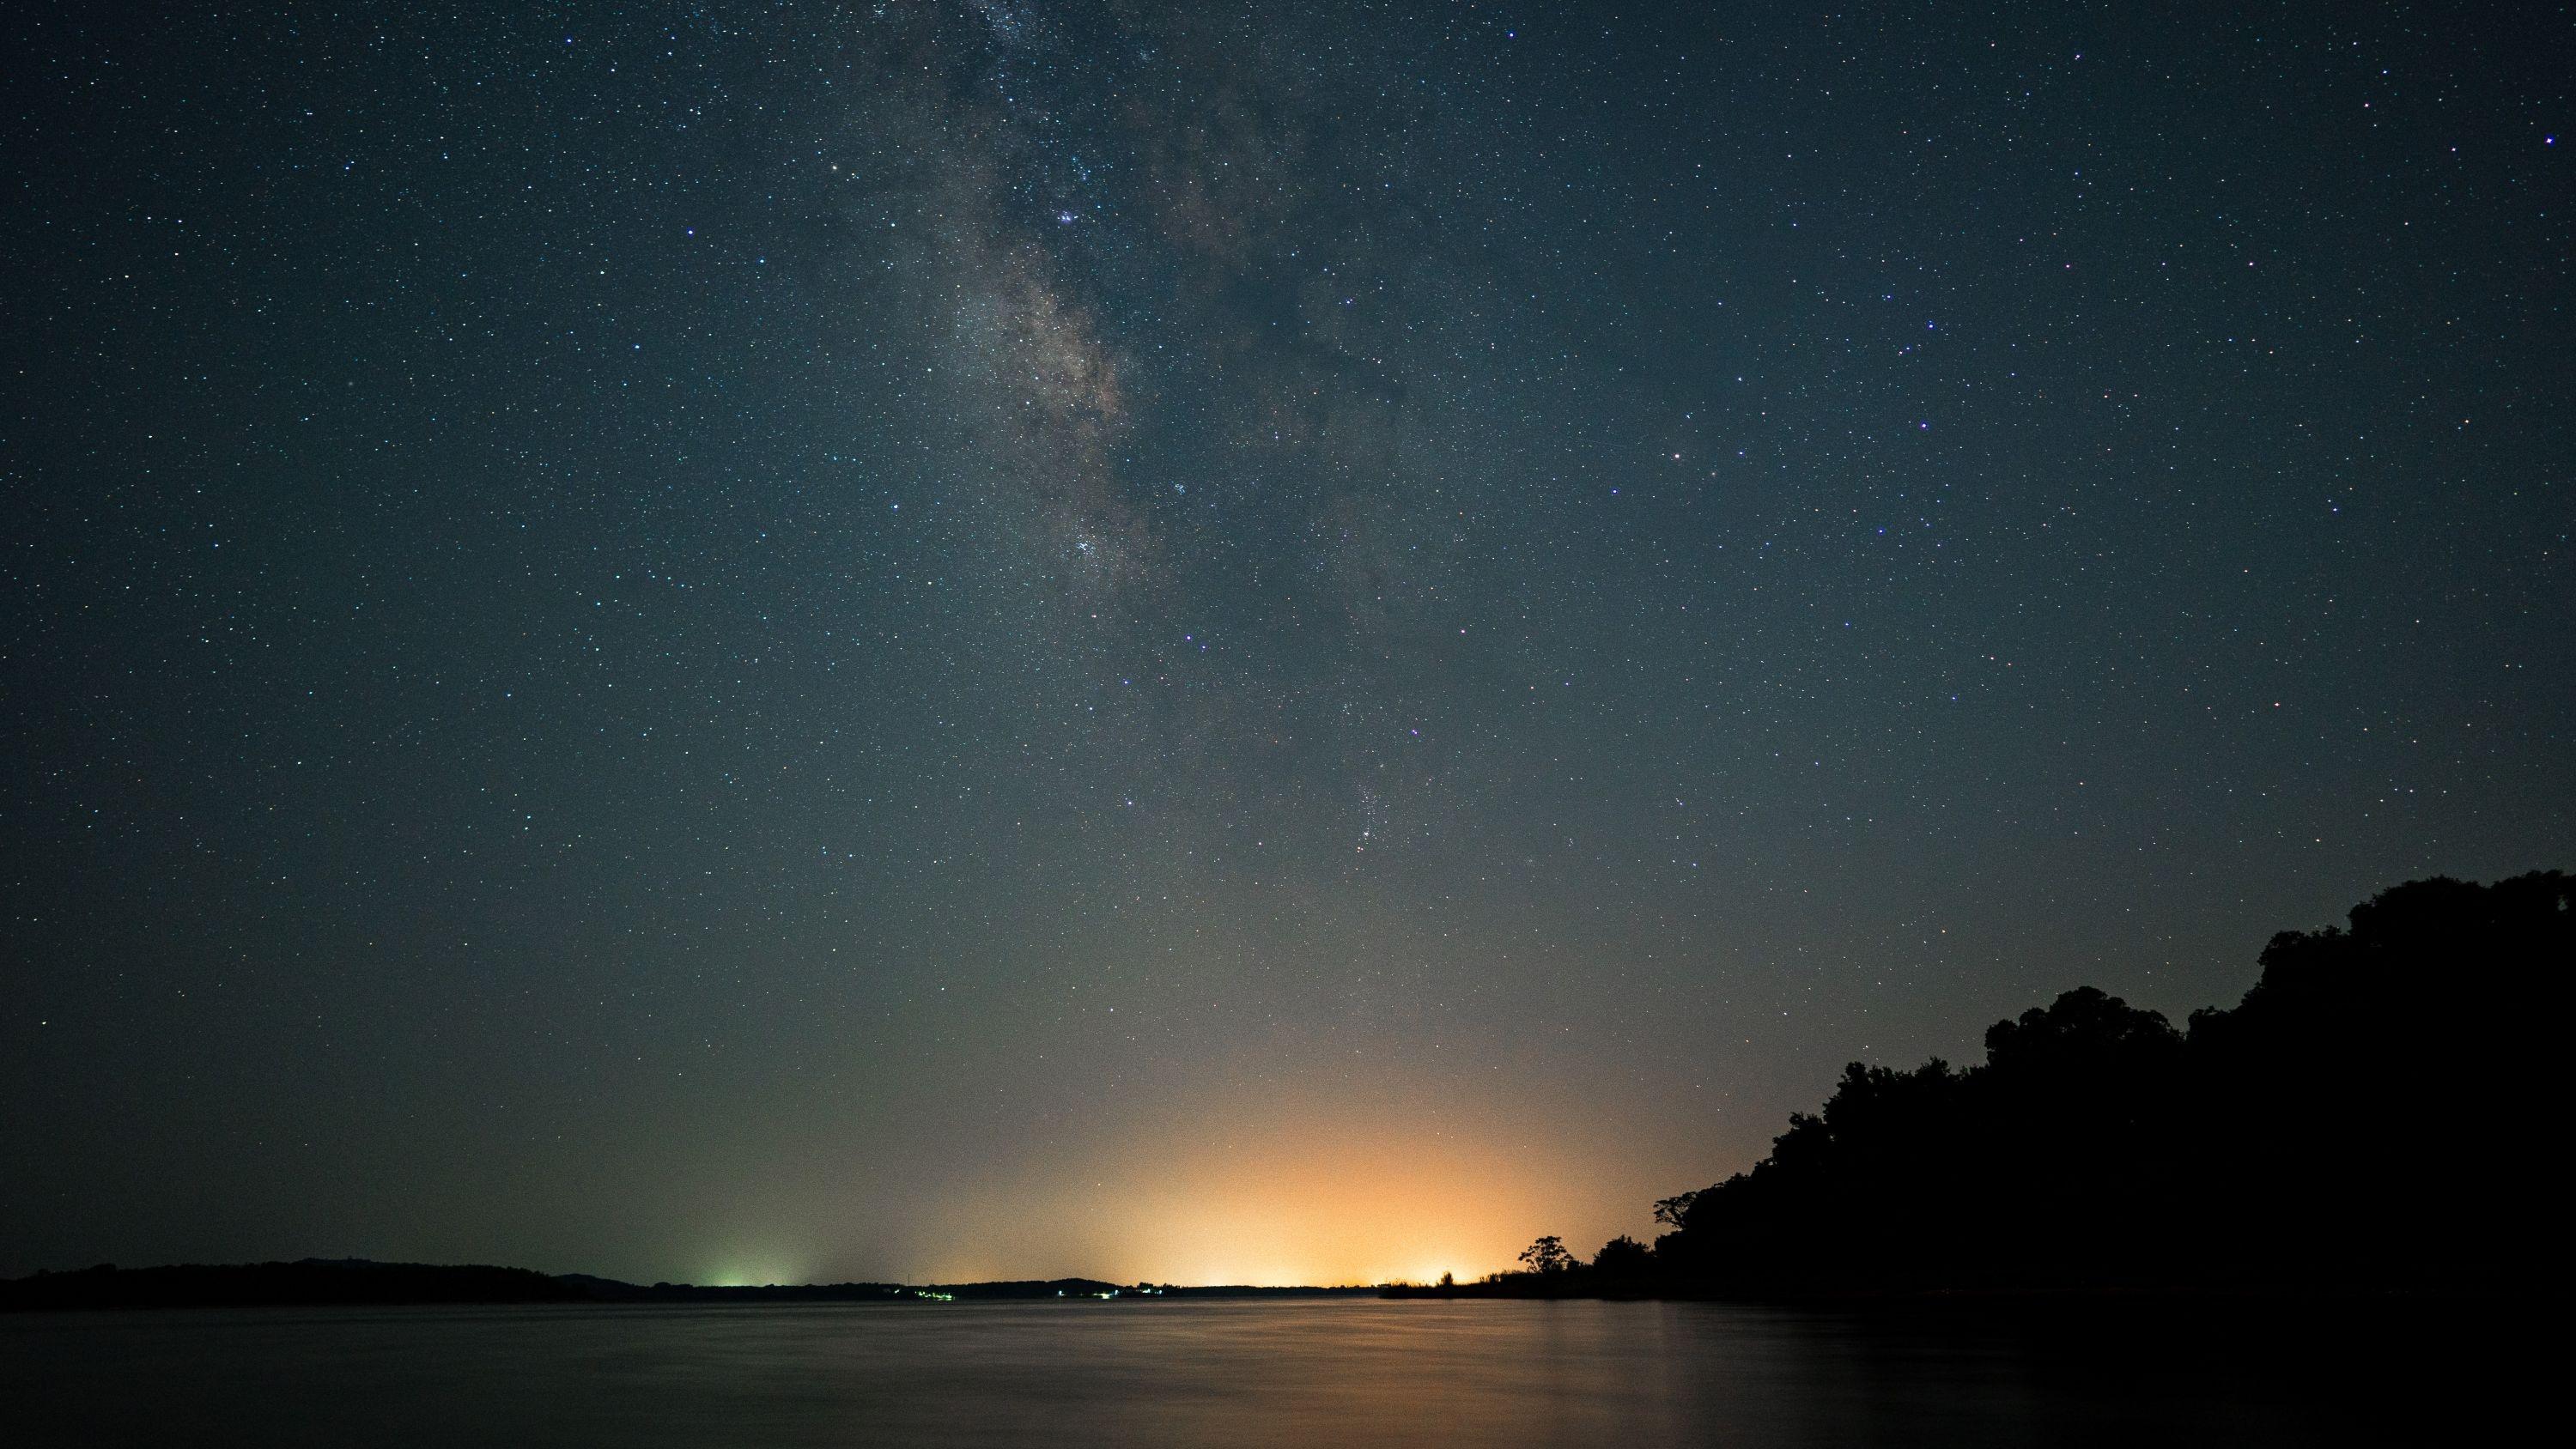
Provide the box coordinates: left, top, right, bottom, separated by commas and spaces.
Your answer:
1590, 1235, 1652, 1276
1517, 1236, 1574, 1275
1634, 871, 2567, 1297
1378, 872, 2565, 1301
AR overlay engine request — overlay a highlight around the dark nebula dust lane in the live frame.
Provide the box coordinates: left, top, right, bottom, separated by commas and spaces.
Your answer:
3, 1, 2568, 1284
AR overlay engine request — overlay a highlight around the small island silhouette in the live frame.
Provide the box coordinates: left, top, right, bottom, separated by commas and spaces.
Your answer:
8, 871, 2557, 1313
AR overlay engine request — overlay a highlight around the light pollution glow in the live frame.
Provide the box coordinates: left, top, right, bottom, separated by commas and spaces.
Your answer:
918, 1130, 1589, 1288
696, 1088, 1649, 1289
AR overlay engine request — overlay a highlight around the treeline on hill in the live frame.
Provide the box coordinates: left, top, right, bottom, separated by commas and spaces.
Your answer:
1420, 871, 2564, 1299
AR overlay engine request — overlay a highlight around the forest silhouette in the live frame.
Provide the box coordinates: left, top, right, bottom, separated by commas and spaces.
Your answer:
1420, 870, 2566, 1299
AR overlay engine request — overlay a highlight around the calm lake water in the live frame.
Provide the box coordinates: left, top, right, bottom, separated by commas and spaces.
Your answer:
1, 1298, 2518, 1446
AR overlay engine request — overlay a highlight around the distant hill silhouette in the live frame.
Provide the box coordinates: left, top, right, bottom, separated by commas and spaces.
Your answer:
1, 1262, 1379, 1312
1409, 871, 2566, 1299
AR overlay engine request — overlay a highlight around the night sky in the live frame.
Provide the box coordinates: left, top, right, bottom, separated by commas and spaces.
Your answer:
5, 2, 2568, 1287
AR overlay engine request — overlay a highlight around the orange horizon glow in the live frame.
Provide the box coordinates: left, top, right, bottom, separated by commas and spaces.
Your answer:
856, 1089, 1653, 1288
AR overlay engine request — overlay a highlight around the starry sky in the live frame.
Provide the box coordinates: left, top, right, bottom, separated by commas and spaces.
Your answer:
3, 1, 2568, 1286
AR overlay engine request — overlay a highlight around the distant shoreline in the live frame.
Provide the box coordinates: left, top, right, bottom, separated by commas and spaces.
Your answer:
0, 1260, 1382, 1313
3, 1259, 2522, 1314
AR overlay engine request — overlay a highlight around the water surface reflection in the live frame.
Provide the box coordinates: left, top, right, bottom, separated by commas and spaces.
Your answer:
2, 1298, 2510, 1446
